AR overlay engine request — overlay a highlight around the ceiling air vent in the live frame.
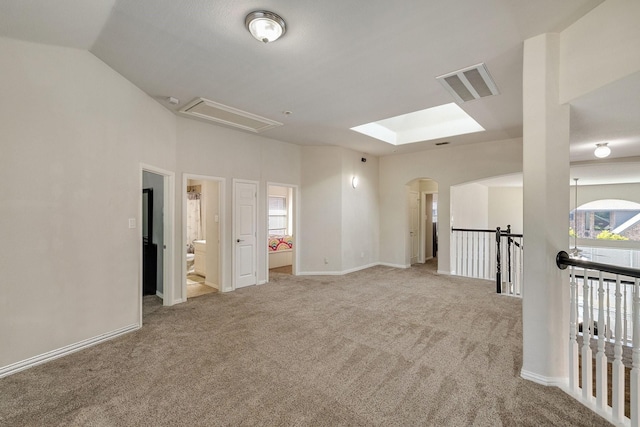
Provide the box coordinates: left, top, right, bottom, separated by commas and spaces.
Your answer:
436, 63, 499, 103
179, 98, 282, 133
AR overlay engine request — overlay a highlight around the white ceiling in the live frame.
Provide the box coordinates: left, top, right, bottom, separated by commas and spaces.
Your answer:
1, 0, 637, 171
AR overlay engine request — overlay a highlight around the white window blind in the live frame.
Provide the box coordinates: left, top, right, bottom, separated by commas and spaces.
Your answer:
269, 196, 287, 235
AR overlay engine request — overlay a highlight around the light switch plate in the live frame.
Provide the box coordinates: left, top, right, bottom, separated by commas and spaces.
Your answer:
129, 218, 136, 229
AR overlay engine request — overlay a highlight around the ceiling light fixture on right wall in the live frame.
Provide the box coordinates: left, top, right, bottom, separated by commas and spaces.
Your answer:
594, 142, 611, 158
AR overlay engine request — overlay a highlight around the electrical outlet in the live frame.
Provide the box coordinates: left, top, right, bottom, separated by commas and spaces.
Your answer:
324, 257, 328, 265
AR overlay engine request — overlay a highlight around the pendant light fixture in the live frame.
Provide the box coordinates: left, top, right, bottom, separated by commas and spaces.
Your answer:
570, 178, 584, 259
245, 11, 286, 43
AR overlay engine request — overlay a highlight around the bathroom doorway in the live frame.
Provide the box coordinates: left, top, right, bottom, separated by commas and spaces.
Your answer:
266, 183, 298, 282
183, 175, 224, 299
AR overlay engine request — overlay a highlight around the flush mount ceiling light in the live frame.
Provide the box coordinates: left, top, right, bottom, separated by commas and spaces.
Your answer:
594, 142, 611, 158
352, 176, 359, 189
245, 11, 286, 43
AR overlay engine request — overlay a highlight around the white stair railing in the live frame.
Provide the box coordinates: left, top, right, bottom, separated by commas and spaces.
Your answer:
451, 226, 523, 296
558, 250, 640, 426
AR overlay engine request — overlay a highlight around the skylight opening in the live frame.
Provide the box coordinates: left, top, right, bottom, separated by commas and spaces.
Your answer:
350, 103, 484, 146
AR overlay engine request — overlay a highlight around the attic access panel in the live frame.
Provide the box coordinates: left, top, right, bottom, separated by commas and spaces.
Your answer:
180, 98, 282, 133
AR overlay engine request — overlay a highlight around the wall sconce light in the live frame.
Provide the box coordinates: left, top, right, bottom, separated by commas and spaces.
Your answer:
245, 11, 286, 43
594, 142, 611, 158
351, 176, 359, 189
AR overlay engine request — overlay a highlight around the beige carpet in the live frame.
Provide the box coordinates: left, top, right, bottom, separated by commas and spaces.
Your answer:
0, 261, 610, 426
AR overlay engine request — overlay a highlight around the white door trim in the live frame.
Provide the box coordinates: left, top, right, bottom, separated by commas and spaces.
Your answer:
233, 179, 259, 290
182, 174, 226, 297
140, 164, 175, 317
265, 182, 299, 283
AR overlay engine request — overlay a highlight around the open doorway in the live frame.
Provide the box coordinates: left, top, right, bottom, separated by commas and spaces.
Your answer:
407, 178, 438, 269
140, 164, 175, 318
423, 192, 438, 261
184, 175, 223, 300
266, 183, 297, 281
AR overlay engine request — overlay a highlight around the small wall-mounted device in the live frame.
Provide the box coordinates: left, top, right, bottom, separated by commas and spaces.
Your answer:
361, 157, 367, 163
168, 96, 179, 105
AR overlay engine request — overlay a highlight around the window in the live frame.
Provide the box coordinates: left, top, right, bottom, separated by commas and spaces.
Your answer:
571, 199, 640, 241
268, 196, 287, 235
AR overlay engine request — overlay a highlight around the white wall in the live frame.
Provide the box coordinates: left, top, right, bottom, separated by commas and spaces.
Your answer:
572, 182, 640, 207
0, 37, 176, 368
300, 146, 344, 272
300, 146, 380, 274
379, 138, 523, 273
560, 0, 640, 103
488, 187, 523, 234
175, 117, 301, 294
451, 183, 489, 230
342, 152, 380, 272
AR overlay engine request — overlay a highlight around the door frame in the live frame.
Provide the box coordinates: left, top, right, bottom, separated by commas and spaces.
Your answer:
182, 174, 226, 298
265, 182, 299, 282
140, 164, 175, 321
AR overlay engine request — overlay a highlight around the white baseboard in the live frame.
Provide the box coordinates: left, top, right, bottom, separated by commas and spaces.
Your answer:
298, 270, 343, 276
0, 323, 140, 378
299, 262, 403, 276
378, 262, 410, 269
437, 269, 452, 275
342, 262, 380, 274
520, 369, 568, 387
258, 280, 267, 285
155, 290, 164, 298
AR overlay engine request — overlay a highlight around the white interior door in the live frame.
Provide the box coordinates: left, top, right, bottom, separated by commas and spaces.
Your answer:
409, 190, 419, 264
234, 180, 257, 288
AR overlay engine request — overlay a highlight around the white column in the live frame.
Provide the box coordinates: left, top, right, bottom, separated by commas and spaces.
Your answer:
521, 33, 570, 384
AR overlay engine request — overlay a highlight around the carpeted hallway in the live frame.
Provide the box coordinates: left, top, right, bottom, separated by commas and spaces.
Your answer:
0, 262, 610, 426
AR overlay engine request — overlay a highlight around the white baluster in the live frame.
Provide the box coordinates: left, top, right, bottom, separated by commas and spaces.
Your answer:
583, 269, 593, 400
626, 283, 629, 346
596, 271, 607, 408
485, 234, 490, 280
475, 232, 480, 278
613, 276, 625, 421
458, 231, 462, 275
631, 278, 640, 427
569, 266, 579, 391
465, 232, 470, 276
479, 233, 484, 278
518, 240, 523, 296
607, 281, 612, 341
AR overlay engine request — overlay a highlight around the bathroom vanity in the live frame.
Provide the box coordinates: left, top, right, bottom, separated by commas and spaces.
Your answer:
193, 240, 206, 277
